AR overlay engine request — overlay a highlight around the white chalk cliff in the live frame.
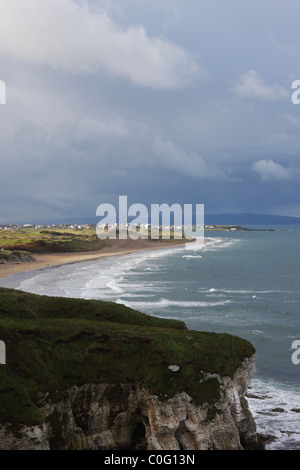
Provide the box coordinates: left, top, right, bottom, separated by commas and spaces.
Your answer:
0, 354, 257, 450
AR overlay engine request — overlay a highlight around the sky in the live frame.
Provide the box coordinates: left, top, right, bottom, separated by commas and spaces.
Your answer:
1, 0, 300, 223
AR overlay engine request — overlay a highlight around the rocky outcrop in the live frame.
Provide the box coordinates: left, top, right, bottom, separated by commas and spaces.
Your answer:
0, 251, 35, 264
0, 354, 257, 450
0, 288, 258, 450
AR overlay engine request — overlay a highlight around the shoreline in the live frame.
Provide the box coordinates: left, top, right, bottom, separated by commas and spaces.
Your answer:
0, 233, 297, 451
0, 238, 188, 282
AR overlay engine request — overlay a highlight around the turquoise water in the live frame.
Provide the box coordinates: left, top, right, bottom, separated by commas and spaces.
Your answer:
2, 226, 300, 449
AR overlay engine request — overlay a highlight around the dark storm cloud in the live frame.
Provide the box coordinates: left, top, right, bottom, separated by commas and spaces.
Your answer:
1, 0, 300, 222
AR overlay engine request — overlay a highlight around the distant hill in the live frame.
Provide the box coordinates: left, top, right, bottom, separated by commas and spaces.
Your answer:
14, 212, 300, 227
204, 213, 300, 226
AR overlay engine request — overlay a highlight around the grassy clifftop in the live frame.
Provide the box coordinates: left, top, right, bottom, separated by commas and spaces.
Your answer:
0, 287, 255, 428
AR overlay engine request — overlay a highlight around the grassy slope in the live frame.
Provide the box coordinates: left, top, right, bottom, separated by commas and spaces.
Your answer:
0, 288, 255, 429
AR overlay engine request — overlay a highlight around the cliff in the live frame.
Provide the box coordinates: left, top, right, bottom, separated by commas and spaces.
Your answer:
0, 287, 257, 450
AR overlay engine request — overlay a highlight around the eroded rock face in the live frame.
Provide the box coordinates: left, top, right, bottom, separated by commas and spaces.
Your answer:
0, 423, 49, 450
0, 355, 257, 450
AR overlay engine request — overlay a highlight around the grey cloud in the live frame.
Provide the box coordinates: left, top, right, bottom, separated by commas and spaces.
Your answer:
1, 0, 300, 221
152, 138, 227, 181
252, 159, 295, 181
0, 0, 200, 89
234, 70, 289, 101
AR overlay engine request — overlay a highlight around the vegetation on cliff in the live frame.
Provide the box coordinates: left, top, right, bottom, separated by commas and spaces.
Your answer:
0, 287, 255, 430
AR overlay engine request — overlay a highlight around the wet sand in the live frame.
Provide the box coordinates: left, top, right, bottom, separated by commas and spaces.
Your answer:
0, 238, 187, 281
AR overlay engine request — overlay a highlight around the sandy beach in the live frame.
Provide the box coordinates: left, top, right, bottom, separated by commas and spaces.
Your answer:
0, 238, 187, 280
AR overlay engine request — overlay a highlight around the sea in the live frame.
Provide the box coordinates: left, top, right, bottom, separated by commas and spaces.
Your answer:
1, 225, 300, 450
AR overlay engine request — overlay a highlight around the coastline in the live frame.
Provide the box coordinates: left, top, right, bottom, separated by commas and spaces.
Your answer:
1, 231, 299, 449
0, 238, 188, 281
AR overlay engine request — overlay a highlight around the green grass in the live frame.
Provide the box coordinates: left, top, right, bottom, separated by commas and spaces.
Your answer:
0, 228, 109, 253
0, 227, 188, 255
0, 287, 255, 428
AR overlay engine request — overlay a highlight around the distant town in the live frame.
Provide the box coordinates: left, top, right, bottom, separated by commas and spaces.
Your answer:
0, 223, 95, 231
0, 223, 255, 232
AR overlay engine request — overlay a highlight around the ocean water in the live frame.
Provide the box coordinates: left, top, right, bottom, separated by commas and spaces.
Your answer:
2, 226, 300, 450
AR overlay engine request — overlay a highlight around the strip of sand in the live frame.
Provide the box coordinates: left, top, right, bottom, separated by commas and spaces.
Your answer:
0, 238, 187, 280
